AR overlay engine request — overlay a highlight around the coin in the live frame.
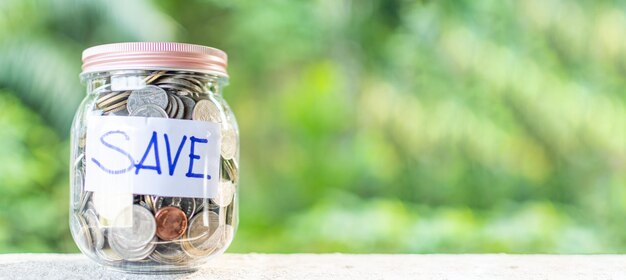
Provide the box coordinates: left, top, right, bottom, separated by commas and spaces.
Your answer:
173, 94, 185, 119
110, 205, 156, 247
73, 152, 84, 169
155, 206, 188, 241
220, 129, 237, 159
182, 75, 206, 91
72, 212, 93, 252
170, 88, 194, 97
194, 198, 218, 215
83, 209, 105, 249
192, 99, 222, 122
74, 152, 85, 172
178, 95, 196, 120
157, 77, 203, 93
182, 212, 222, 257
157, 83, 191, 93
221, 158, 239, 183
78, 128, 87, 148
130, 104, 168, 118
169, 94, 178, 117
188, 211, 220, 246
102, 99, 128, 112
138, 201, 153, 212
110, 235, 157, 261
154, 197, 196, 219
78, 191, 92, 214
225, 195, 236, 226
144, 195, 155, 212
212, 180, 235, 207
127, 85, 168, 113
95, 92, 116, 108
165, 96, 173, 116
95, 246, 123, 262
133, 194, 143, 205
97, 92, 130, 110
150, 241, 188, 265
72, 169, 84, 210
143, 71, 166, 84
106, 104, 129, 116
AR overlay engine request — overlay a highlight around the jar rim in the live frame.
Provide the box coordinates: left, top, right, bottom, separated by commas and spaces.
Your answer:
81, 42, 228, 78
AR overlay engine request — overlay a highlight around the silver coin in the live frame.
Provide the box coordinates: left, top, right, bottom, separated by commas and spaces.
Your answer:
110, 235, 157, 261
154, 197, 196, 219
192, 211, 220, 244
150, 241, 187, 264
178, 95, 196, 120
173, 94, 185, 119
167, 94, 178, 118
78, 129, 87, 148
95, 246, 123, 262
165, 95, 173, 116
220, 129, 237, 160
78, 191, 92, 214
72, 212, 93, 252
192, 99, 222, 122
110, 205, 156, 248
181, 75, 206, 90
130, 104, 168, 118
212, 180, 235, 207
173, 89, 194, 97
157, 83, 190, 92
221, 158, 239, 184
144, 195, 155, 212
138, 201, 153, 212
184, 211, 222, 255
127, 85, 168, 113
83, 209, 105, 249
73, 152, 84, 169
72, 168, 84, 210
194, 198, 218, 216
157, 77, 203, 93
107, 106, 129, 116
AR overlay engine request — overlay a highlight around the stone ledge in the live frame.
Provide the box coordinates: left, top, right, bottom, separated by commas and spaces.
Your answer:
1, 253, 625, 280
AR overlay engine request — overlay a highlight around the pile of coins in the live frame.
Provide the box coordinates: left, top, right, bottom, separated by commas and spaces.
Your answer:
71, 70, 238, 266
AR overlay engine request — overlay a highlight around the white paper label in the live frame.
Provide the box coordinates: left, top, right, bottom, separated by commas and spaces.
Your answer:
85, 116, 221, 198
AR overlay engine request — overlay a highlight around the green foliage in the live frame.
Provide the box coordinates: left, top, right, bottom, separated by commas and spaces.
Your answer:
0, 0, 625, 253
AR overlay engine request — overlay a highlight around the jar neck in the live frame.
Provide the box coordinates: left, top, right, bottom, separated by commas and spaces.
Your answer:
81, 69, 228, 96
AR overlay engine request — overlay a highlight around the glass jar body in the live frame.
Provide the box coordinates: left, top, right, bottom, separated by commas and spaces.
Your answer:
69, 69, 238, 273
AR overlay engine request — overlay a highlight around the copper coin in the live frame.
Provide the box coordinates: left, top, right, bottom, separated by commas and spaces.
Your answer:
155, 206, 188, 241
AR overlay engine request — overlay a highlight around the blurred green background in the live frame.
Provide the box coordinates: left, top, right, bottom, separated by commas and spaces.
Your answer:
1, 0, 625, 254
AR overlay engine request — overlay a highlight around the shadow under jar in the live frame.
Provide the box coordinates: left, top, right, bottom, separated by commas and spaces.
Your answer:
69, 43, 239, 273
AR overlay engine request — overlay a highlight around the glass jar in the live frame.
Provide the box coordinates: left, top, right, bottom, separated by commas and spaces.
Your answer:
69, 43, 238, 273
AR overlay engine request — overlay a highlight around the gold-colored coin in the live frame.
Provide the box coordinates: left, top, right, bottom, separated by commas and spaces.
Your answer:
143, 70, 166, 84
97, 92, 130, 109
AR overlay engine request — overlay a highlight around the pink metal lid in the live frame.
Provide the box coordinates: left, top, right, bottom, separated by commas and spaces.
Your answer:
81, 42, 228, 77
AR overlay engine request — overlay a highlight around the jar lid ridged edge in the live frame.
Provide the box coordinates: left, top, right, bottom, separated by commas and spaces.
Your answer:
81, 42, 228, 77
